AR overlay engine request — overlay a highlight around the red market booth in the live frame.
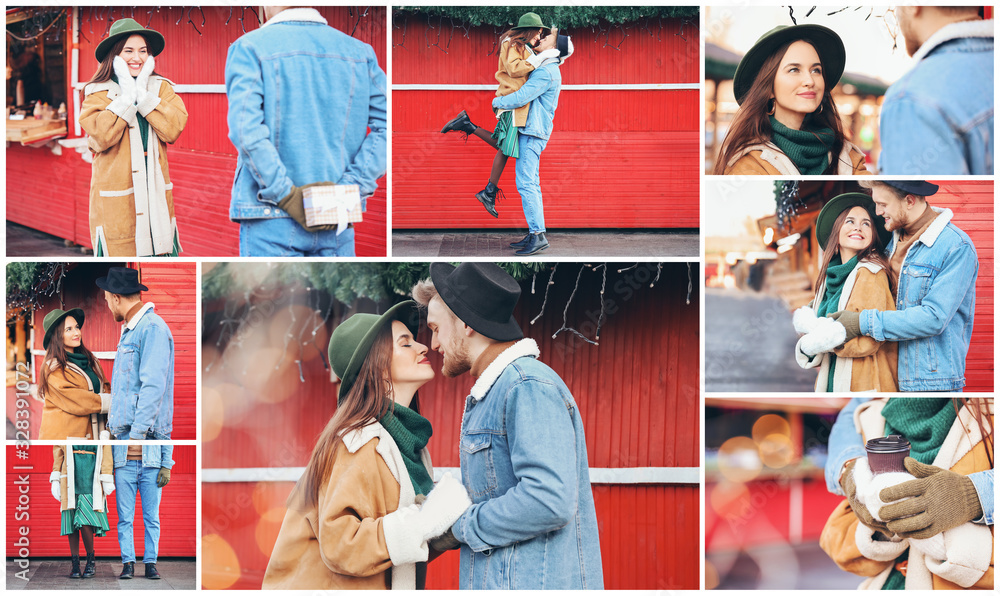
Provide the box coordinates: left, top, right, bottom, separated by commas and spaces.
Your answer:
5, 6, 387, 256
5, 261, 197, 440
392, 7, 700, 231
6, 445, 196, 558
201, 262, 701, 589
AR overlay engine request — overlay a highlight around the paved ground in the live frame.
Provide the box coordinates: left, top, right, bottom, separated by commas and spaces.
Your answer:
708, 542, 860, 590
705, 288, 816, 392
6, 222, 91, 257
392, 229, 699, 258
7, 558, 196, 590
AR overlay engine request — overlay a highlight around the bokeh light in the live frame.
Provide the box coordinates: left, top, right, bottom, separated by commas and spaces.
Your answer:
710, 480, 751, 519
717, 436, 762, 483
201, 533, 241, 590
751, 414, 790, 444
255, 507, 286, 558
202, 385, 224, 443
758, 433, 794, 468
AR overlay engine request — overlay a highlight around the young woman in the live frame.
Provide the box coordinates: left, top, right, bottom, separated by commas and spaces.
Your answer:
80, 18, 188, 257
37, 308, 114, 579
439, 12, 562, 217
38, 308, 111, 440
263, 301, 470, 589
820, 398, 994, 590
713, 24, 868, 175
793, 193, 897, 392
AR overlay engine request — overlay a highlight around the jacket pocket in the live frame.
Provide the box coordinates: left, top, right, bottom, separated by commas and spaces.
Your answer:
461, 431, 498, 499
97, 188, 136, 241
900, 265, 933, 307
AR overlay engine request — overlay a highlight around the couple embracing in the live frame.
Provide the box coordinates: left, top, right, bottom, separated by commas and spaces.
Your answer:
263, 263, 603, 590
39, 267, 175, 580
793, 181, 978, 392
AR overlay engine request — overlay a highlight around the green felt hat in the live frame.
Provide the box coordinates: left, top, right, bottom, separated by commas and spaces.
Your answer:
95, 18, 165, 63
733, 24, 846, 105
815, 192, 892, 249
328, 301, 420, 404
42, 308, 85, 350
513, 12, 547, 30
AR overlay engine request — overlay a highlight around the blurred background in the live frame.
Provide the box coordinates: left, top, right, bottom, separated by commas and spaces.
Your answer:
200, 261, 700, 589
703, 5, 994, 173
702, 179, 994, 393
705, 397, 855, 590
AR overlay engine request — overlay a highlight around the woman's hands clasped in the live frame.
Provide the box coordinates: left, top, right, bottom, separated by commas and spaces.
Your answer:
112, 57, 138, 105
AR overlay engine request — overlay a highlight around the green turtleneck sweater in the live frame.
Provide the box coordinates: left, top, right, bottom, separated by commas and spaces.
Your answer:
380, 402, 435, 497
769, 115, 835, 175
65, 351, 101, 391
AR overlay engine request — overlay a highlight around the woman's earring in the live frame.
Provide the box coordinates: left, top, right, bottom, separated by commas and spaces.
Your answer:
766, 98, 776, 116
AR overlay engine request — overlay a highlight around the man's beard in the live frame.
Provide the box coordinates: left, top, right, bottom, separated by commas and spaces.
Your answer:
441, 335, 472, 378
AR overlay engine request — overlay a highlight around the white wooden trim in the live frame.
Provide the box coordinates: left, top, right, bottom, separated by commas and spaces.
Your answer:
393, 83, 699, 91
202, 466, 701, 484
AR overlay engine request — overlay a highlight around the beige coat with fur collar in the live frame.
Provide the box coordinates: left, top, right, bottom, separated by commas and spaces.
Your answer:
725, 141, 868, 175
38, 359, 110, 440
80, 77, 187, 256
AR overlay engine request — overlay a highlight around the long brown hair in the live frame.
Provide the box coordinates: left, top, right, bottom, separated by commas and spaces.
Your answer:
293, 320, 415, 509
713, 39, 847, 175
87, 34, 162, 85
39, 316, 105, 398
813, 206, 897, 300
500, 27, 543, 56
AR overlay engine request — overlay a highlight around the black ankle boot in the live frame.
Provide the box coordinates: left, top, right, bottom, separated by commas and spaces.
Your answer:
70, 555, 82, 579
119, 562, 134, 579
475, 182, 500, 218
509, 233, 531, 249
83, 553, 96, 578
514, 232, 549, 256
440, 110, 478, 137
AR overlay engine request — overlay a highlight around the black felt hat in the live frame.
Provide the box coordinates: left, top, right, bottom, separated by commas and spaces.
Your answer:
883, 181, 939, 196
95, 267, 148, 295
733, 24, 846, 105
430, 263, 524, 342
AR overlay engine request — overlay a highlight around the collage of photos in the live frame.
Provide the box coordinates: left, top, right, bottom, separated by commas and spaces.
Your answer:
4, 3, 995, 594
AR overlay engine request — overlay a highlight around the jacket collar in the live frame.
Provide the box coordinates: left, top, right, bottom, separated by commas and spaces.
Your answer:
125, 302, 155, 331
892, 206, 953, 250
469, 338, 540, 402
261, 8, 327, 27
911, 19, 994, 63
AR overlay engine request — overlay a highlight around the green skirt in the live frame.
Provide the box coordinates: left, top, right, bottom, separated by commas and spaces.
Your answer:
491, 111, 520, 158
59, 448, 109, 536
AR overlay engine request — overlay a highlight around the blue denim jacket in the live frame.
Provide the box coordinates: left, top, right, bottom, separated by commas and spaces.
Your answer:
860, 208, 978, 391
107, 304, 174, 441
111, 443, 175, 471
225, 9, 387, 220
824, 397, 993, 525
877, 21, 994, 174
492, 62, 561, 141
451, 341, 604, 589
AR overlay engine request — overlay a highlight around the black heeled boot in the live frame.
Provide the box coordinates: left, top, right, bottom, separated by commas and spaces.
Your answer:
70, 555, 82, 579
475, 182, 501, 218
83, 552, 96, 578
440, 110, 478, 138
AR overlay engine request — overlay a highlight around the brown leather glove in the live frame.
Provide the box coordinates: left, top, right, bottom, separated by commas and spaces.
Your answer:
840, 459, 890, 534
428, 526, 461, 553
276, 182, 340, 232
879, 457, 983, 540
827, 310, 861, 342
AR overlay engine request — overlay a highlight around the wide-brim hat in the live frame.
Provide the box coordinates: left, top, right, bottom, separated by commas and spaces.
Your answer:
513, 12, 547, 30
95, 266, 148, 295
816, 192, 892, 249
42, 308, 85, 350
328, 301, 420, 404
883, 181, 939, 197
95, 18, 165, 63
733, 24, 846, 105
430, 263, 524, 342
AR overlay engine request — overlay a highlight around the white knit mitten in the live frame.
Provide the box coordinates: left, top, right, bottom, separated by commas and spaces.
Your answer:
382, 473, 472, 566
792, 305, 819, 335
49, 471, 60, 502
799, 316, 847, 356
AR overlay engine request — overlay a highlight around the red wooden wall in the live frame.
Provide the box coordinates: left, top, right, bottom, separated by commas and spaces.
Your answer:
929, 181, 993, 392
6, 6, 387, 256
201, 263, 700, 589
21, 262, 197, 440
5, 445, 196, 557
392, 12, 700, 230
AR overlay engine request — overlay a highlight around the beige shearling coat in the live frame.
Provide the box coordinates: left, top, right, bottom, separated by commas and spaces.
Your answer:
495, 38, 536, 127
38, 359, 110, 440
80, 77, 187, 256
724, 141, 869, 175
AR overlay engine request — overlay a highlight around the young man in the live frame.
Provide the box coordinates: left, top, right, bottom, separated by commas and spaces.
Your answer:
96, 267, 175, 580
878, 6, 994, 174
411, 262, 603, 589
828, 181, 978, 391
225, 6, 387, 256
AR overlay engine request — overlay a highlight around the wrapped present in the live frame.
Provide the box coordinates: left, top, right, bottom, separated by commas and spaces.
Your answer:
303, 184, 363, 234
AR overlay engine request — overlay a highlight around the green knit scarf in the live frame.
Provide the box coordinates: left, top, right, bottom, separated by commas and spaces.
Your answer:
769, 115, 834, 175
817, 255, 859, 392
380, 402, 435, 497
879, 398, 958, 590
66, 351, 101, 392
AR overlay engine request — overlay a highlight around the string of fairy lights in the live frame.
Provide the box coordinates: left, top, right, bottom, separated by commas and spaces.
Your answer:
204, 263, 689, 380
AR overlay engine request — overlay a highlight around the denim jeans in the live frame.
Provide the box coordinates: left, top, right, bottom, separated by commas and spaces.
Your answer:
239, 218, 356, 256
515, 134, 548, 234
115, 460, 162, 563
